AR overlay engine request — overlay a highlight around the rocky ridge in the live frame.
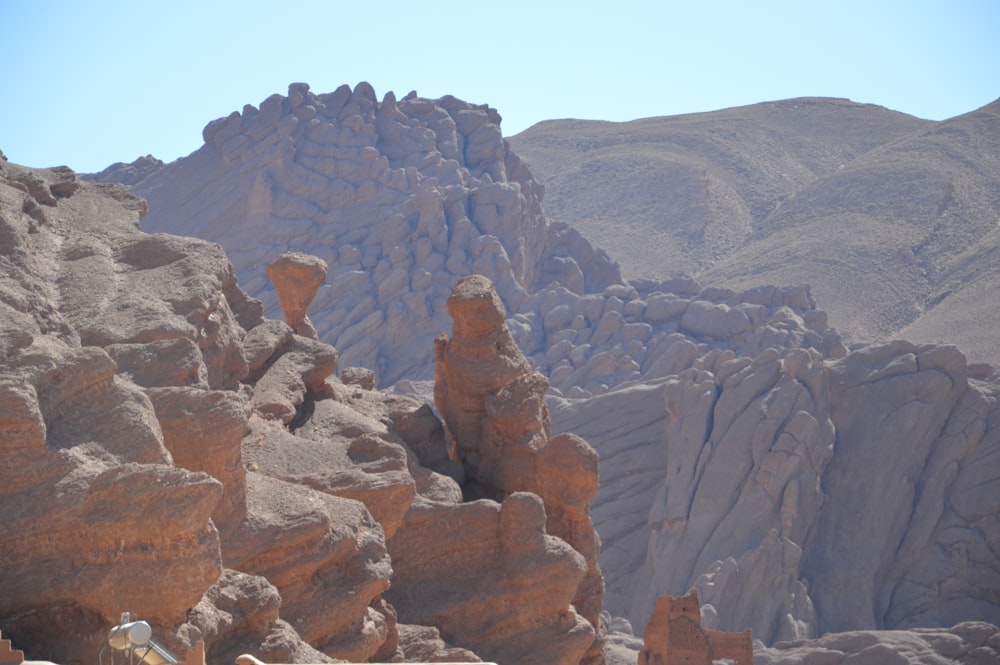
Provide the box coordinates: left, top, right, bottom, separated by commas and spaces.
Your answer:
89, 84, 841, 399
0, 156, 606, 665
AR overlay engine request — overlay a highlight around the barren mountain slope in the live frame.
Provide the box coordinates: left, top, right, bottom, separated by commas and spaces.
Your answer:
510, 97, 1000, 366
701, 99, 1000, 361
509, 97, 930, 278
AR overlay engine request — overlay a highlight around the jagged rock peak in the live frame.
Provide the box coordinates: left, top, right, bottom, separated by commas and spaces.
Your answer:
96, 81, 623, 386
91, 82, 846, 398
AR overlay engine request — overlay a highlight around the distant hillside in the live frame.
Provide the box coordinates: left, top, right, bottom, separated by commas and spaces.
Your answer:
510, 97, 1000, 366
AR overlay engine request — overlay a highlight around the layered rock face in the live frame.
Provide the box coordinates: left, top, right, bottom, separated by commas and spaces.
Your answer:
0, 160, 232, 640
0, 157, 380, 664
554, 339, 1000, 645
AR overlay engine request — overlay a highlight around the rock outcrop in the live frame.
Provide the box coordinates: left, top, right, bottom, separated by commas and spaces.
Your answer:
386, 494, 596, 665
0, 162, 232, 642
266, 251, 328, 338
432, 275, 606, 664
90, 82, 620, 386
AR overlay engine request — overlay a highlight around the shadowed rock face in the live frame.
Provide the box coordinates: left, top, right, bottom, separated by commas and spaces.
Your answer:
554, 339, 1000, 644
754, 621, 1000, 665
90, 83, 621, 386
25, 86, 999, 664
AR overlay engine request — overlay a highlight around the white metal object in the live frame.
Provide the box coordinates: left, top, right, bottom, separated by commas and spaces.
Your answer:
108, 621, 153, 650
105, 612, 179, 665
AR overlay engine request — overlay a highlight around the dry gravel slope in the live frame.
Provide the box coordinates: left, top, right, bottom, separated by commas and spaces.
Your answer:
510, 97, 1000, 367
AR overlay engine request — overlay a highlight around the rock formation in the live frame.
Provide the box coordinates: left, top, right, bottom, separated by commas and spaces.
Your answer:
552, 339, 1000, 643
90, 82, 620, 386
432, 275, 606, 664
754, 621, 1000, 665
386, 493, 596, 665
0, 158, 610, 665
89, 84, 840, 400
266, 251, 328, 338
0, 160, 237, 662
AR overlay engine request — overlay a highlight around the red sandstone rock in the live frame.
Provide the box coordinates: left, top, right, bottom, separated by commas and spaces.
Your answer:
172, 569, 333, 665
386, 494, 595, 665
433, 274, 606, 665
148, 386, 252, 528
221, 473, 393, 661
0, 162, 396, 663
266, 252, 328, 339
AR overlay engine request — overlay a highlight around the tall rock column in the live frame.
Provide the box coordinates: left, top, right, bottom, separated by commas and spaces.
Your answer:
434, 274, 606, 665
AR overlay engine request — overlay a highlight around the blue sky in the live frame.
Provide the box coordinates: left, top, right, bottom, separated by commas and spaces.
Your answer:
1, 0, 997, 173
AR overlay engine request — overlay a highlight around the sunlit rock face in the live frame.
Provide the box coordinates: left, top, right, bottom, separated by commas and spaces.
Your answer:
1, 156, 616, 665
0, 160, 384, 664
0, 158, 236, 660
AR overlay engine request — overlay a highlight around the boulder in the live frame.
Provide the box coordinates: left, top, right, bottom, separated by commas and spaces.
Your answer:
386, 494, 595, 665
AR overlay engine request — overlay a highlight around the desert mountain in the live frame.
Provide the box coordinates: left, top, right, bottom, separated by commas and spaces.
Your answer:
87, 84, 840, 400
509, 97, 1000, 367
6, 83, 994, 665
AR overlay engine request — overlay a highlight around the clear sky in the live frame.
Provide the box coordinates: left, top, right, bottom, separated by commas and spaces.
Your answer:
1, 0, 997, 173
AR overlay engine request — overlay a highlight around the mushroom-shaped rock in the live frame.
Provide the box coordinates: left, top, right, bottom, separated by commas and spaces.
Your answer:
266, 252, 328, 338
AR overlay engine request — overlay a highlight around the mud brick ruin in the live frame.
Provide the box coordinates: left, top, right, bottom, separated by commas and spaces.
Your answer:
638, 590, 752, 665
